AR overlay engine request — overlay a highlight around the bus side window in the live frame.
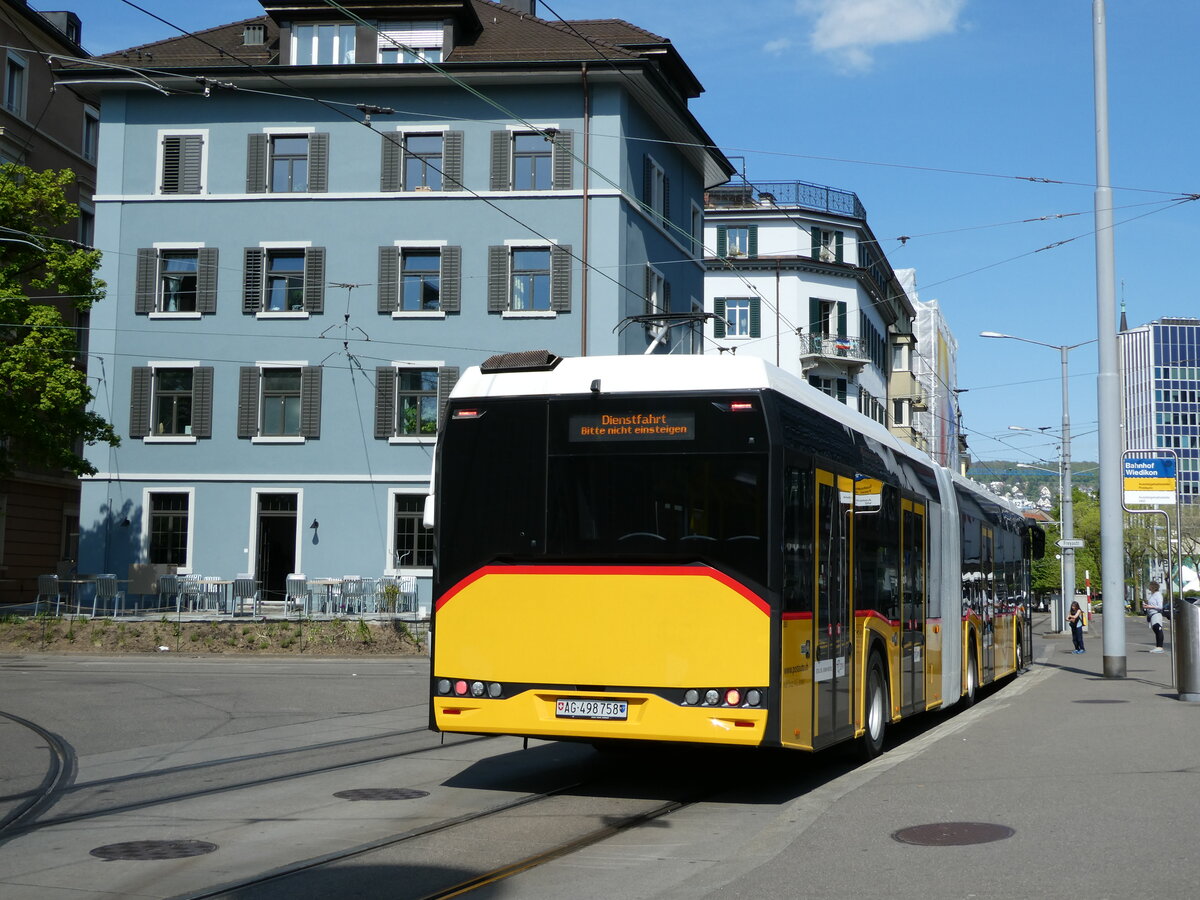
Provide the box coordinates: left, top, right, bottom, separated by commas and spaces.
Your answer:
783, 466, 813, 614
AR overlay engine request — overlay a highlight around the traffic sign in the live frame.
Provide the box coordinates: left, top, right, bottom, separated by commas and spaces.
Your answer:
1057, 538, 1085, 549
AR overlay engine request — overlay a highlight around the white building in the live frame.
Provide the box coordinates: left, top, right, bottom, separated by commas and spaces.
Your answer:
702, 177, 920, 448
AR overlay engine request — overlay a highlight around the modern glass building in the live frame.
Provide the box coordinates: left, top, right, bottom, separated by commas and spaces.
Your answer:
1120, 316, 1200, 504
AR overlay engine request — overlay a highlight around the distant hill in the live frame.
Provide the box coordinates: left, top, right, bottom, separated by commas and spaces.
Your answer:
966, 459, 1099, 501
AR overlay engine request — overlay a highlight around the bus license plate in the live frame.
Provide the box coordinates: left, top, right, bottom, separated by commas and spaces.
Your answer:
556, 698, 628, 720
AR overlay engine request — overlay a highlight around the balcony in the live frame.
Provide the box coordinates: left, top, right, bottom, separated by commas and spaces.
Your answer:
706, 178, 867, 220
799, 333, 870, 369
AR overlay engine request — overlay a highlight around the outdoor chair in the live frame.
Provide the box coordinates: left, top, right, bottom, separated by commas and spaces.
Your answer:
35, 574, 69, 616
158, 574, 182, 613
285, 573, 309, 616
398, 575, 418, 613
339, 575, 364, 615
233, 574, 259, 616
92, 574, 125, 617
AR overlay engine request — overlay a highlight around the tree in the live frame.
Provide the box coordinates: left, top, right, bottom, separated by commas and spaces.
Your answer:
0, 163, 118, 476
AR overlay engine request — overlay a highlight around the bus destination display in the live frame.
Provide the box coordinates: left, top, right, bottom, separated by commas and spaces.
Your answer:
569, 411, 695, 442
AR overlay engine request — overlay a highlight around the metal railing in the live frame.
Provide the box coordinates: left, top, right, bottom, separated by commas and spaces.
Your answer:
706, 178, 867, 220
799, 333, 871, 362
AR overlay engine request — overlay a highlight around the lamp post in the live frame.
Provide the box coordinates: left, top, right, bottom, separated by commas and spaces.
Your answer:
981, 331, 1097, 634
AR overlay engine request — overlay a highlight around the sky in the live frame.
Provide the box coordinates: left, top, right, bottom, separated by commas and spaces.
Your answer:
57, 0, 1200, 466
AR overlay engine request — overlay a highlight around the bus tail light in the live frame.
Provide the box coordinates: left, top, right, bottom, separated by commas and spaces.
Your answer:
438, 678, 504, 698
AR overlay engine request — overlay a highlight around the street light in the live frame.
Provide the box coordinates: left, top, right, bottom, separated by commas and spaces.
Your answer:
981, 331, 1098, 634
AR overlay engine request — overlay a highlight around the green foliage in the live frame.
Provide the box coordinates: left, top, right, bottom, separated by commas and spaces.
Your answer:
0, 163, 118, 477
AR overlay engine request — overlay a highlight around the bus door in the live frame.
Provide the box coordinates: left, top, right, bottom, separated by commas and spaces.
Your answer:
901, 500, 926, 716
981, 525, 995, 683
814, 469, 854, 745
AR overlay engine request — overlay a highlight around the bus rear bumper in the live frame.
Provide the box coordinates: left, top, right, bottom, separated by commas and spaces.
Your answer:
433, 690, 767, 746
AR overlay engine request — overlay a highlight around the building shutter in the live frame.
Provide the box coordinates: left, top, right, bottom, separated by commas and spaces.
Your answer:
437, 366, 459, 430
135, 248, 157, 314
664, 280, 672, 314
644, 265, 655, 315
662, 173, 670, 222
303, 247, 325, 314
300, 366, 322, 438
809, 297, 822, 334
380, 132, 402, 191
161, 135, 203, 193
551, 129, 573, 190
834, 230, 844, 262
749, 298, 761, 338
308, 133, 329, 192
487, 245, 508, 312
715, 226, 727, 259
837, 301, 847, 338
490, 131, 509, 191
129, 367, 152, 437
374, 366, 394, 438
192, 367, 213, 438
243, 248, 263, 314
550, 244, 571, 312
246, 133, 267, 192
713, 299, 726, 339
237, 367, 259, 438
748, 225, 758, 259
443, 130, 464, 189
837, 378, 847, 404
440, 245, 461, 312
643, 155, 652, 204
378, 246, 398, 313
196, 247, 219, 314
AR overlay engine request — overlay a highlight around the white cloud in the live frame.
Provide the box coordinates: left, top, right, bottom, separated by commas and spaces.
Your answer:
763, 37, 795, 55
798, 0, 967, 72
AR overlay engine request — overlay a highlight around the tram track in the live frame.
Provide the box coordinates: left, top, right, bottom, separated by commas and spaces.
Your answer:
0, 719, 489, 838
0, 710, 76, 838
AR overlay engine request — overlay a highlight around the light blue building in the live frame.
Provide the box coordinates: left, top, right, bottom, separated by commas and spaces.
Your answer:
72, 0, 731, 602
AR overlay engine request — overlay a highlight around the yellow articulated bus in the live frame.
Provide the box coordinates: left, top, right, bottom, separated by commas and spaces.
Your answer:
429, 352, 1041, 758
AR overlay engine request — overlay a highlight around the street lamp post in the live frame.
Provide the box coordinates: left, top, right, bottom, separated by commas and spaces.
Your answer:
981, 331, 1097, 634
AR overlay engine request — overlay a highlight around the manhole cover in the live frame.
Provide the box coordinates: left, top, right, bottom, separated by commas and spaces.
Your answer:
90, 840, 218, 861
893, 822, 1014, 846
333, 788, 429, 801
1074, 699, 1129, 704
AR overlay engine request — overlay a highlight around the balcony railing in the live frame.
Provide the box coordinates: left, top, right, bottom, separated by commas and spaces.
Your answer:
706, 178, 867, 220
799, 333, 871, 364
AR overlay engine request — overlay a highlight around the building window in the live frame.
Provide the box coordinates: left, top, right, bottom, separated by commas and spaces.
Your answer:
404, 134, 442, 189
393, 494, 433, 568
82, 107, 100, 162
401, 250, 441, 311
378, 22, 444, 63
239, 366, 322, 439
135, 247, 218, 315
159, 251, 199, 312
893, 398, 911, 427
130, 366, 213, 439
154, 369, 194, 435
488, 245, 571, 314
812, 227, 844, 263
244, 246, 325, 314
727, 227, 750, 257
809, 298, 846, 338
159, 133, 205, 194
243, 24, 266, 46
513, 132, 552, 190
262, 370, 301, 436
644, 265, 666, 316
375, 365, 458, 440
78, 205, 94, 247
490, 129, 573, 191
892, 342, 911, 373
810, 375, 848, 404
511, 248, 551, 310
271, 136, 310, 192
265, 250, 305, 311
247, 133, 328, 193
644, 154, 668, 222
713, 297, 760, 339
4, 52, 27, 117
148, 493, 190, 567
292, 23, 356, 65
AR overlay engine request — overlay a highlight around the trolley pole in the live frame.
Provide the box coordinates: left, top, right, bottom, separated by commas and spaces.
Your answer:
1093, 0, 1126, 677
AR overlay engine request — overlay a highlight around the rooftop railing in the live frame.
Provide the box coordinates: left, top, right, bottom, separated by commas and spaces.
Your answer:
706, 178, 867, 220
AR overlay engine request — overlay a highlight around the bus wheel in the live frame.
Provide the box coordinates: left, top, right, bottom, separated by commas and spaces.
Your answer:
963, 648, 978, 707
857, 656, 887, 761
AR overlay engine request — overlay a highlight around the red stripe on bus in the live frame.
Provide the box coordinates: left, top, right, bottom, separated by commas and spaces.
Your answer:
782, 611, 812, 621
436, 564, 770, 616
854, 609, 897, 625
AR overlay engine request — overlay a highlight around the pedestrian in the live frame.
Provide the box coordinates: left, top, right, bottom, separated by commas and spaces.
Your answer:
1068, 600, 1086, 653
1146, 581, 1165, 653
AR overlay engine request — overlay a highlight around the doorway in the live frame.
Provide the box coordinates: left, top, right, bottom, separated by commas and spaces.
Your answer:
255, 493, 297, 603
